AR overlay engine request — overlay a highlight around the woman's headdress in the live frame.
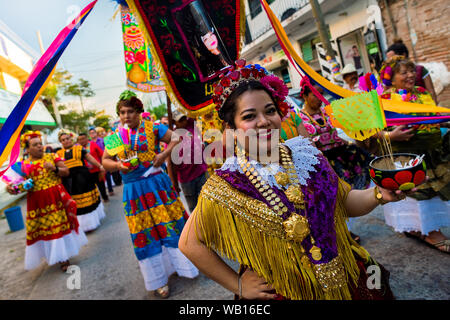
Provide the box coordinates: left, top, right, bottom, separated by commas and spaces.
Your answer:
118, 90, 137, 101
299, 77, 311, 98
95, 126, 105, 134
58, 129, 74, 141
212, 59, 291, 119
20, 131, 42, 148
116, 90, 141, 114
379, 55, 407, 87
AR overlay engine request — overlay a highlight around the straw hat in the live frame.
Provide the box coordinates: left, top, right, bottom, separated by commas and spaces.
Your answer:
172, 109, 186, 122
341, 63, 357, 75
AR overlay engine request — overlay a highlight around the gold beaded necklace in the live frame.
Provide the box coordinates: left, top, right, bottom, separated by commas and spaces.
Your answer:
236, 143, 322, 261
130, 121, 141, 151
302, 103, 327, 128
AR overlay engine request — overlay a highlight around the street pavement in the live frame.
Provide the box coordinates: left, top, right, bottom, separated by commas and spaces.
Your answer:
0, 184, 448, 300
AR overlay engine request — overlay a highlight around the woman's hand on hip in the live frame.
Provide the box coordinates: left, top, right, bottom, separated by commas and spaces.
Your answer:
240, 269, 277, 300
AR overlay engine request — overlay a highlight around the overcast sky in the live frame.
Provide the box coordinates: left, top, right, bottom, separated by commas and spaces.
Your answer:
1, 0, 165, 116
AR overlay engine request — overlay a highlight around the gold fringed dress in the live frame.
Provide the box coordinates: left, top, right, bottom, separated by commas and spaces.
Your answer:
190, 136, 393, 300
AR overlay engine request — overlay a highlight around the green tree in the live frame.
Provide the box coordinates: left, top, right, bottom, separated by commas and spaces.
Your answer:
146, 103, 167, 120
63, 78, 95, 112
93, 114, 112, 131
41, 69, 72, 127
61, 109, 97, 133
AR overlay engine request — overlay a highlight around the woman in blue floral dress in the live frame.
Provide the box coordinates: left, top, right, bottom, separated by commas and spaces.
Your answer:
102, 91, 198, 298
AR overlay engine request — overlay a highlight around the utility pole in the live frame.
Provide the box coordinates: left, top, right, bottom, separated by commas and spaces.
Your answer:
37, 30, 63, 128
309, 0, 335, 59
403, 0, 418, 62
383, 0, 398, 40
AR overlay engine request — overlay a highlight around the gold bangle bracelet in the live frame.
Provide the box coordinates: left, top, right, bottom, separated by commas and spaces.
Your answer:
374, 186, 387, 205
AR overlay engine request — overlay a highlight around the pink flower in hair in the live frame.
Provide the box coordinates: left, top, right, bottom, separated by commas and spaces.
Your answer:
260, 75, 288, 101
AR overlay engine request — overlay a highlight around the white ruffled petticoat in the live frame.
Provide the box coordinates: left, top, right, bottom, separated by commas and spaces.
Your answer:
25, 229, 88, 270
77, 202, 106, 232
383, 196, 450, 235
138, 246, 199, 291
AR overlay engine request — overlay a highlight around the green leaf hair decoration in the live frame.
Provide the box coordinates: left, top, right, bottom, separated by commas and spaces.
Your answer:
119, 90, 137, 101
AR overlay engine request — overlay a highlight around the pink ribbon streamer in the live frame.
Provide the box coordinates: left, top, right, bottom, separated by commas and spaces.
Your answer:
386, 115, 450, 126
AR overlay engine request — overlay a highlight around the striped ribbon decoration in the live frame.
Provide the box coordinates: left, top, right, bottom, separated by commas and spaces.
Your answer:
259, 0, 450, 126
0, 1, 98, 176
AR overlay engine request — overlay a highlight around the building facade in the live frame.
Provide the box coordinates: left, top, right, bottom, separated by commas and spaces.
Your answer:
0, 19, 56, 129
242, 0, 388, 89
378, 0, 450, 105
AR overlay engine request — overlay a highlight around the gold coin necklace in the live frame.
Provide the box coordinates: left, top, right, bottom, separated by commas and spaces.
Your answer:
236, 143, 322, 261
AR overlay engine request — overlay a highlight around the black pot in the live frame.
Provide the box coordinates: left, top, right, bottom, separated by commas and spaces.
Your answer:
368, 153, 426, 191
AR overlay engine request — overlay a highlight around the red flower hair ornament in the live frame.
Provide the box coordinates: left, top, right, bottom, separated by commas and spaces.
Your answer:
212, 60, 292, 120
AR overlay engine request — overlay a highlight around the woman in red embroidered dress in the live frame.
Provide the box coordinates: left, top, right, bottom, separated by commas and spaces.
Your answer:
6, 132, 87, 271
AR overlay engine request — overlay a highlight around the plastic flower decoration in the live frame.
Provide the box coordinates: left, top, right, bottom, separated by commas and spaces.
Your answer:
260, 74, 289, 101
20, 131, 42, 149
212, 59, 291, 120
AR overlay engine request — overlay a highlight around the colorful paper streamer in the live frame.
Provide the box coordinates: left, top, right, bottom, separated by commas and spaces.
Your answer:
0, 1, 98, 176
259, 0, 450, 137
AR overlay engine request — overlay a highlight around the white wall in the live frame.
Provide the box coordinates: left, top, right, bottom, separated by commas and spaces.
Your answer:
0, 33, 34, 73
1, 72, 22, 94
327, 0, 380, 40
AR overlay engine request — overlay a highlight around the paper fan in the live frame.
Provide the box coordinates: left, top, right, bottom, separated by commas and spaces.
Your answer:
325, 90, 387, 141
104, 133, 125, 156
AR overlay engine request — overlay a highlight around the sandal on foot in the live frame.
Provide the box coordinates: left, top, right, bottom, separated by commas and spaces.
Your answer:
154, 285, 170, 298
60, 261, 70, 272
426, 240, 450, 254
404, 232, 450, 254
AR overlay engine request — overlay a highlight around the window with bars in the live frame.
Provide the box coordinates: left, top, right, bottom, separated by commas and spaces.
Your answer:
249, 0, 275, 19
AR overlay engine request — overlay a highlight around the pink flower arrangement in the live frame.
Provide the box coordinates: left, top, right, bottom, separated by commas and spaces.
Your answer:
122, 13, 131, 25
125, 51, 136, 64
260, 75, 289, 101
141, 112, 151, 119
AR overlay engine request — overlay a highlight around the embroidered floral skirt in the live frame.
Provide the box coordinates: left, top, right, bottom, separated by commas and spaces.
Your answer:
25, 184, 87, 269
323, 144, 372, 190
122, 171, 198, 289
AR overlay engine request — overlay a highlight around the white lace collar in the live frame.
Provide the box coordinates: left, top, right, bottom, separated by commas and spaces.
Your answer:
219, 136, 321, 187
